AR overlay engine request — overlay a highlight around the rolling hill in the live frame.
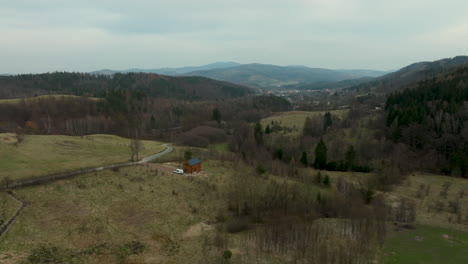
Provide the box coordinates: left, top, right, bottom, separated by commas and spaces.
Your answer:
0, 72, 254, 100
183, 63, 386, 89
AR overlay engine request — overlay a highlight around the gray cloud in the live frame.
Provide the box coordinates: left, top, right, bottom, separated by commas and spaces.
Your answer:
1, 0, 467, 73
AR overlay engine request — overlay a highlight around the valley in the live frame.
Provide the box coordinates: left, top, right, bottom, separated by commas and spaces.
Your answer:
0, 56, 467, 264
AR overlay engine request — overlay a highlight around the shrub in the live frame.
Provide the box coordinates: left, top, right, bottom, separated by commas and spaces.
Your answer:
255, 164, 266, 175
326, 161, 337, 171
322, 175, 331, 186
215, 211, 227, 223
223, 250, 233, 260
27, 246, 70, 264
226, 217, 250, 233
440, 181, 451, 199
448, 199, 460, 214
315, 171, 322, 185
114, 241, 146, 263
354, 165, 371, 172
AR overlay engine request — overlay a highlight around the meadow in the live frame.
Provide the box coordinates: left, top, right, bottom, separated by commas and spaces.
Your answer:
380, 224, 468, 264
260, 110, 347, 137
0, 134, 164, 180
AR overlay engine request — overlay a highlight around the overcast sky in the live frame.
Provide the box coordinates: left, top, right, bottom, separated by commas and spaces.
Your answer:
1, 0, 467, 73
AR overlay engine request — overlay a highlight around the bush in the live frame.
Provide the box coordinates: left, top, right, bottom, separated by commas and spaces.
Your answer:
354, 165, 371, 172
323, 175, 331, 186
114, 241, 146, 263
223, 250, 233, 260
255, 164, 266, 175
315, 171, 322, 185
226, 217, 250, 233
27, 246, 70, 264
326, 161, 337, 171
337, 161, 347, 171
215, 211, 227, 223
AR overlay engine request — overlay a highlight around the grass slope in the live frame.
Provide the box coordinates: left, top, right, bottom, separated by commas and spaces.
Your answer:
0, 134, 164, 180
380, 225, 468, 264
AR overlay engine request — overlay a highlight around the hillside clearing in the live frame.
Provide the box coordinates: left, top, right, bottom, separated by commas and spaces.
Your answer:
261, 110, 347, 137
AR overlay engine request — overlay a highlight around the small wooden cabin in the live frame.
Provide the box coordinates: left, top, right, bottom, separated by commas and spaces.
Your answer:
183, 158, 202, 174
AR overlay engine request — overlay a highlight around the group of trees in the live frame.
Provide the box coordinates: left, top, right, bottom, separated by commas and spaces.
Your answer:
221, 161, 389, 264
311, 140, 370, 172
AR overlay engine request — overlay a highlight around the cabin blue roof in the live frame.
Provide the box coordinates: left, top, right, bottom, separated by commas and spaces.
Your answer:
187, 158, 201, 166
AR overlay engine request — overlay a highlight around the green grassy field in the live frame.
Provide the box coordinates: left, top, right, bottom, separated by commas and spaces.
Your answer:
0, 134, 164, 180
380, 225, 468, 264
0, 95, 101, 104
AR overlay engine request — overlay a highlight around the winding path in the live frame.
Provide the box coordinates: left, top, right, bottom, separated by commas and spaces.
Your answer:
0, 144, 173, 238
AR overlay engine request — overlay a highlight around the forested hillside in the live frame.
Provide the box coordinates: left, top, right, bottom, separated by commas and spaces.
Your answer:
350, 56, 468, 94
385, 65, 468, 177
0, 72, 253, 100
0, 91, 291, 143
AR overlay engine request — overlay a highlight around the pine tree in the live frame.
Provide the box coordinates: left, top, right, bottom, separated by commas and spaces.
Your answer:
313, 139, 327, 170
212, 108, 222, 127
345, 145, 356, 170
254, 122, 263, 146
323, 112, 332, 131
149, 115, 157, 129
300, 152, 308, 167
274, 148, 284, 160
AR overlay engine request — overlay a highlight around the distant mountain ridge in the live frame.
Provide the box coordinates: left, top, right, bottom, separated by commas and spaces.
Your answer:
91, 62, 386, 89
91, 62, 241, 76
183, 63, 387, 89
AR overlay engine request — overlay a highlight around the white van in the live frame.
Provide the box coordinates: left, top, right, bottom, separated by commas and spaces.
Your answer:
173, 169, 184, 174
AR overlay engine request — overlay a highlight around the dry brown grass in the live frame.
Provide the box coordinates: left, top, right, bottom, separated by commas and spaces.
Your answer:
0, 161, 229, 263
